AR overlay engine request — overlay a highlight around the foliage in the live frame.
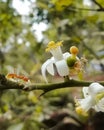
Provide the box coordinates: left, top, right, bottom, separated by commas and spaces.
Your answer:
0, 0, 104, 130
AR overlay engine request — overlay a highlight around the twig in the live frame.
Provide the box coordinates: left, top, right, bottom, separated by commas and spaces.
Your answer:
92, 0, 104, 9
70, 7, 104, 12
0, 74, 104, 95
68, 7, 98, 12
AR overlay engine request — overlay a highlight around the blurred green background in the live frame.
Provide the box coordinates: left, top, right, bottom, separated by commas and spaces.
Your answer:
0, 0, 104, 129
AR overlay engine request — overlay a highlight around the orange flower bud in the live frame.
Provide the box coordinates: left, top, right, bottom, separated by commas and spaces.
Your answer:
70, 46, 79, 55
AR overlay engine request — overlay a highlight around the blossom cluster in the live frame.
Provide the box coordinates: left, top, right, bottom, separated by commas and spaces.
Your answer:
41, 41, 86, 82
76, 82, 104, 116
41, 41, 104, 116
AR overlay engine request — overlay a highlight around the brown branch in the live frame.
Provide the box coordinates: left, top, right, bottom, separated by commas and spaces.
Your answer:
92, 0, 104, 10
0, 74, 24, 90
69, 7, 104, 12
0, 74, 104, 96
68, 7, 98, 12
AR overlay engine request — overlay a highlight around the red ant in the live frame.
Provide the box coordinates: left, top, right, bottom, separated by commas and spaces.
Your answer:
6, 73, 30, 82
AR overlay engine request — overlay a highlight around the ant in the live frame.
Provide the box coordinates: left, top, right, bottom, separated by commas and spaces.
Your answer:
6, 73, 30, 82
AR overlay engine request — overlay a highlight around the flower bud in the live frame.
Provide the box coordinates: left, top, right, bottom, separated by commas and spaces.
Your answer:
70, 46, 79, 55
66, 57, 77, 67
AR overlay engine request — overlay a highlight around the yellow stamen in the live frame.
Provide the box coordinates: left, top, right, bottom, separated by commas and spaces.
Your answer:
76, 107, 88, 117
45, 41, 63, 52
95, 93, 104, 103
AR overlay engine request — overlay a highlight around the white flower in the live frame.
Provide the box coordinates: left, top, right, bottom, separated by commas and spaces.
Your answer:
41, 41, 71, 82
76, 83, 104, 114
94, 98, 104, 112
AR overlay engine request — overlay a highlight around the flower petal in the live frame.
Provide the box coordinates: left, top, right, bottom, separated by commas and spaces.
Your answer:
94, 98, 104, 112
50, 46, 63, 61
89, 83, 104, 96
63, 52, 79, 61
46, 58, 55, 76
77, 96, 94, 111
63, 52, 71, 59
55, 59, 69, 76
41, 58, 55, 82
82, 87, 89, 98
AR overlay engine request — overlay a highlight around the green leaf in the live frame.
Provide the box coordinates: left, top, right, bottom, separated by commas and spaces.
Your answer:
51, 0, 73, 11
7, 123, 23, 130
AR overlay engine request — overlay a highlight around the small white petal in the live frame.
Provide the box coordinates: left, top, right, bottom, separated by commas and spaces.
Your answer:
94, 98, 104, 112
77, 96, 94, 111
82, 87, 89, 98
63, 52, 79, 60
55, 59, 69, 76
63, 52, 71, 59
89, 83, 104, 96
41, 58, 55, 82
46, 58, 55, 76
50, 46, 63, 61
